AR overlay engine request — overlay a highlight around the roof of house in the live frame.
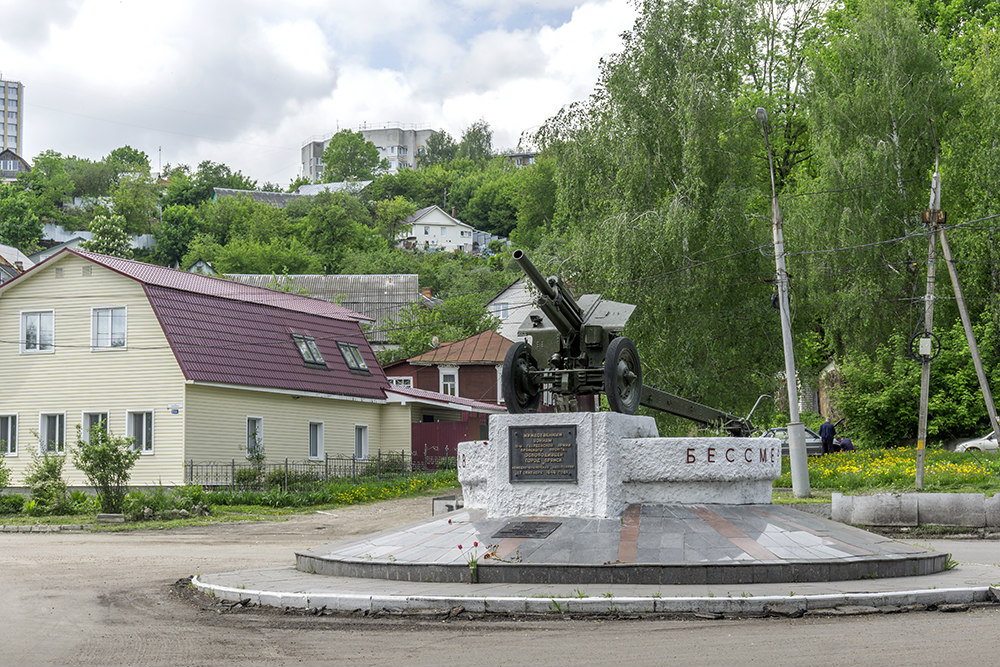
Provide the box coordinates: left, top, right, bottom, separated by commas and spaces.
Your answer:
65, 250, 372, 321
399, 330, 513, 366
295, 181, 372, 195
405, 205, 474, 229
146, 285, 387, 399
0, 243, 32, 269
213, 188, 299, 208
0, 249, 387, 400
225, 274, 417, 341
384, 386, 505, 414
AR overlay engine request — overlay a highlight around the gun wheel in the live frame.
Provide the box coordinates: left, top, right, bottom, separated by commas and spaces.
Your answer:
604, 336, 642, 415
502, 341, 542, 413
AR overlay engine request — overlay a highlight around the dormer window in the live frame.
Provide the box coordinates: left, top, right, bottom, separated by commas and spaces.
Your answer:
292, 333, 326, 367
337, 342, 370, 374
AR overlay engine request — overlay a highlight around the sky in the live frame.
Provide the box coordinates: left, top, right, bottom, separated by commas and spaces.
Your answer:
0, 0, 637, 187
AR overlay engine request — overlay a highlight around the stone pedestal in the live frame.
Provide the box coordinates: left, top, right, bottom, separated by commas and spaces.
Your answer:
458, 413, 781, 518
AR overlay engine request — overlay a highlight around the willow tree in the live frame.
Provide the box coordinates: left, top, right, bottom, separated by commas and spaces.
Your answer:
786, 0, 950, 357
534, 0, 804, 420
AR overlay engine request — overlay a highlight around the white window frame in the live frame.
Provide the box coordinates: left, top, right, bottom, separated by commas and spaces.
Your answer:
127, 410, 154, 454
439, 366, 459, 397
81, 411, 109, 444
0, 413, 17, 456
20, 310, 55, 354
91, 306, 127, 350
491, 302, 509, 319
246, 416, 263, 458
308, 421, 324, 460
39, 412, 66, 454
354, 424, 369, 460
387, 376, 413, 388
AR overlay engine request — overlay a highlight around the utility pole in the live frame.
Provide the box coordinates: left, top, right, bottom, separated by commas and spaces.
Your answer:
915, 164, 940, 490
757, 108, 809, 498
937, 229, 1000, 442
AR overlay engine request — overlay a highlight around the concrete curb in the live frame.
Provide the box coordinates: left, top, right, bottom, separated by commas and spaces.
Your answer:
0, 524, 90, 532
833, 493, 1000, 528
190, 575, 998, 616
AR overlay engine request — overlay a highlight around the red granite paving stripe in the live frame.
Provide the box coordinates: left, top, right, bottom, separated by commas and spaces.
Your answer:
689, 506, 781, 561
494, 537, 528, 560
747, 507, 875, 556
616, 503, 642, 563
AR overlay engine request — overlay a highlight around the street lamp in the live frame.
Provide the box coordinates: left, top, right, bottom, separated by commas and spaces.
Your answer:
756, 107, 810, 498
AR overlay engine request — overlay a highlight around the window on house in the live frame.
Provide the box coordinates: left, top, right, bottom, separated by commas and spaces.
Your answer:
292, 333, 326, 367
82, 412, 108, 443
40, 413, 65, 454
246, 417, 262, 458
440, 226, 446, 236
387, 376, 413, 388
128, 411, 154, 453
439, 366, 458, 396
423, 226, 429, 235
337, 342, 369, 373
92, 307, 127, 349
0, 415, 16, 455
491, 302, 509, 319
21, 311, 54, 353
309, 422, 324, 460
354, 424, 368, 459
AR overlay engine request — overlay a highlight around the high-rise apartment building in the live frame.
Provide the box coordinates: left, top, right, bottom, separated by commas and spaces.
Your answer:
0, 79, 23, 155
301, 124, 435, 182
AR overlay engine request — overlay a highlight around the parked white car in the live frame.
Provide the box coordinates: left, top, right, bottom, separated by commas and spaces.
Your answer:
954, 431, 997, 452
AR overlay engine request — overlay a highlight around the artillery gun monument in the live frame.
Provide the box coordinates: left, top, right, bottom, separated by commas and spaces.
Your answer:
283, 251, 947, 589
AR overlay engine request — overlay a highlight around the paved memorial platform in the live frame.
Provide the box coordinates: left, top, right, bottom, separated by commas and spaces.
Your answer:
294, 503, 946, 584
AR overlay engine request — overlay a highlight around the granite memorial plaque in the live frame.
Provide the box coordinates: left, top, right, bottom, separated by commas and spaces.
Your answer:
509, 425, 577, 482
492, 521, 562, 539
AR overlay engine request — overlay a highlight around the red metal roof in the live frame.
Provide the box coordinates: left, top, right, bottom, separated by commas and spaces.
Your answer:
68, 249, 372, 322
405, 330, 512, 365
146, 285, 387, 399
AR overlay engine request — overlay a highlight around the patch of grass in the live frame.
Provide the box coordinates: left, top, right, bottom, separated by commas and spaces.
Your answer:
773, 449, 1000, 494
771, 489, 833, 504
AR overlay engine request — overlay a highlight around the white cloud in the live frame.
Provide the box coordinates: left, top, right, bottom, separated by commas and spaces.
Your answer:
0, 0, 636, 184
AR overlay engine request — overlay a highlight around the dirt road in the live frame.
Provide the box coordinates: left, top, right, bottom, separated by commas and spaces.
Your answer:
2, 495, 998, 666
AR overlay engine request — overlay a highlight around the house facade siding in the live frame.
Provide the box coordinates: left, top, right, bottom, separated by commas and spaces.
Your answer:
182, 383, 404, 464
0, 255, 188, 485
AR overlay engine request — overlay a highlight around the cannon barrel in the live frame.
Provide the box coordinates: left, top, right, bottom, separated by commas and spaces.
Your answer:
513, 249, 556, 300
513, 249, 584, 337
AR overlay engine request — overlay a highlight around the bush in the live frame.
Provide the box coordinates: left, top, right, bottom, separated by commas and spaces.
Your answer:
264, 468, 323, 490
436, 456, 457, 471
362, 451, 409, 477
0, 493, 25, 515
71, 425, 141, 513
0, 453, 9, 491
24, 451, 71, 515
122, 485, 212, 521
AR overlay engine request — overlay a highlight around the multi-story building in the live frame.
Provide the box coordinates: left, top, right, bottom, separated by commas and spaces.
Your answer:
301, 124, 435, 182
1, 79, 23, 155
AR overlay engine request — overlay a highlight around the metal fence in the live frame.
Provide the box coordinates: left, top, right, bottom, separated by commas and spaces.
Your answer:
184, 450, 456, 492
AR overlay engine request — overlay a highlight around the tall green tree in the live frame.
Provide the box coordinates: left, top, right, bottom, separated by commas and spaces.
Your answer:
0, 184, 42, 251
152, 204, 199, 266
321, 130, 387, 182
456, 120, 494, 162
81, 212, 132, 258
375, 196, 417, 245
788, 0, 949, 356
421, 129, 458, 167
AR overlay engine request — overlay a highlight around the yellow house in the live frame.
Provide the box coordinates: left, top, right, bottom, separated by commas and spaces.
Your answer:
0, 249, 501, 487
